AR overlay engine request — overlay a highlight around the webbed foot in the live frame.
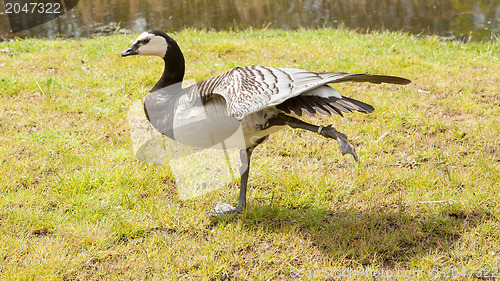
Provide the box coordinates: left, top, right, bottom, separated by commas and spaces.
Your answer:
208, 203, 242, 216
320, 125, 359, 161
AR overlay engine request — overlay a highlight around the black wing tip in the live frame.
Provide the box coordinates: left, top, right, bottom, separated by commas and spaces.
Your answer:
323, 73, 411, 85
365, 75, 411, 85
389, 76, 412, 85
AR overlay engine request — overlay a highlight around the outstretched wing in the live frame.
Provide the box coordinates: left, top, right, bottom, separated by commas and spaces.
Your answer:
198, 66, 410, 119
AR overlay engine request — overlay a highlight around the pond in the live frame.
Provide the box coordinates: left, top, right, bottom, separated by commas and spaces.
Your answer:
0, 0, 498, 41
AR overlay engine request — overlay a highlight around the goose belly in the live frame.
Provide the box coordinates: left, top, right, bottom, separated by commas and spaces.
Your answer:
172, 100, 283, 149
172, 96, 243, 148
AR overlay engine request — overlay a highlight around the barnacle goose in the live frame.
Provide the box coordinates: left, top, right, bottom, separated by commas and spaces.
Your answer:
121, 30, 411, 215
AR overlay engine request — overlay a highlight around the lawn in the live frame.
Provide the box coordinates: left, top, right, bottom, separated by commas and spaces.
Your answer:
0, 28, 499, 280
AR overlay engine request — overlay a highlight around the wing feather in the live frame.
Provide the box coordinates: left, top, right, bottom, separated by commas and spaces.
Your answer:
195, 66, 409, 119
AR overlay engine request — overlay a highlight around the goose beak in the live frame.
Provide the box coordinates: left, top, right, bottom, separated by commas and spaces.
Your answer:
121, 45, 138, 57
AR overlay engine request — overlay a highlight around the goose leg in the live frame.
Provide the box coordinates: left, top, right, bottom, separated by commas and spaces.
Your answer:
236, 147, 252, 210
285, 116, 359, 162
210, 146, 254, 216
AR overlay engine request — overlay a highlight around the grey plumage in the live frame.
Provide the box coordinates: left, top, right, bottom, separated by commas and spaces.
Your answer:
197, 65, 408, 119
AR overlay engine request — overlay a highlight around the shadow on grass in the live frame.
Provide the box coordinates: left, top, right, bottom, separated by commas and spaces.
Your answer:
213, 203, 490, 268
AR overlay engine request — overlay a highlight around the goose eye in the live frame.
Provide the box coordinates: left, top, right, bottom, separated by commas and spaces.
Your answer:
142, 38, 151, 44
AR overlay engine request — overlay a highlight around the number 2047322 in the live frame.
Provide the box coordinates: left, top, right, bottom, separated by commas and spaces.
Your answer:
5, 2, 62, 14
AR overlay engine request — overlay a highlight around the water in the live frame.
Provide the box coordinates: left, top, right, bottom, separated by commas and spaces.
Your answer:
1, 0, 498, 40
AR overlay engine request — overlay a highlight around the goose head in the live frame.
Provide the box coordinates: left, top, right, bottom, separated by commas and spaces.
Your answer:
122, 30, 174, 57
122, 30, 185, 89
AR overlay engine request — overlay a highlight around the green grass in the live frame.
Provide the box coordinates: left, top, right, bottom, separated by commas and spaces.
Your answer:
0, 28, 499, 280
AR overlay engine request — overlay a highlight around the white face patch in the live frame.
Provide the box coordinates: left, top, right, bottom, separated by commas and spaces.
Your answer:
134, 32, 168, 57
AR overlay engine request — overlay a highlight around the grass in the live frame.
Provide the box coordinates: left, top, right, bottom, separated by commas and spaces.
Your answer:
0, 28, 499, 280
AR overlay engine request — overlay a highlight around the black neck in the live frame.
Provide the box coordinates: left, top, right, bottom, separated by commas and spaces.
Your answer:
151, 41, 185, 92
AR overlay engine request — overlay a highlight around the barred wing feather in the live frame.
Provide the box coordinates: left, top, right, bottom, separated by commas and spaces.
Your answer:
203, 66, 409, 119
